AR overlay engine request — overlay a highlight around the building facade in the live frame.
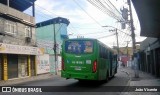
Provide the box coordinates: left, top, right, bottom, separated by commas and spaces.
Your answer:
36, 17, 70, 74
139, 37, 160, 77
113, 45, 140, 66
0, 0, 44, 80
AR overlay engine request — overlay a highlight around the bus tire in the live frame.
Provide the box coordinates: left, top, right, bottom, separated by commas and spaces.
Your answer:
78, 79, 86, 83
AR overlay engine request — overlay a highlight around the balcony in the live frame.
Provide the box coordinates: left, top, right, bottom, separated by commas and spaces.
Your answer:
0, 3, 35, 26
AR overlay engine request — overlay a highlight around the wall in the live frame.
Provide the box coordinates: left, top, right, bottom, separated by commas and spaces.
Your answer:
36, 23, 67, 54
140, 37, 160, 51
0, 3, 35, 24
58, 56, 61, 71
0, 17, 36, 46
36, 54, 50, 74
36, 18, 69, 74
49, 55, 55, 74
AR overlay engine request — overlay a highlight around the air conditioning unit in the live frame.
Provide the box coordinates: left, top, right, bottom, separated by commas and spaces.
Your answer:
25, 36, 31, 42
31, 39, 37, 47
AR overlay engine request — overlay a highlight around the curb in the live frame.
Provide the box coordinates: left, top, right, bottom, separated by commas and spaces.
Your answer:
0, 74, 54, 86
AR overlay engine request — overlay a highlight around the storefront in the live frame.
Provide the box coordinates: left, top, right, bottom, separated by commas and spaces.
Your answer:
0, 43, 44, 80
18, 55, 28, 78
7, 54, 18, 79
30, 55, 36, 76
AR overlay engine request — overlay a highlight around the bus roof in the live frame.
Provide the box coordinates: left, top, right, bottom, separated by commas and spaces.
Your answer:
97, 40, 114, 53
65, 38, 97, 41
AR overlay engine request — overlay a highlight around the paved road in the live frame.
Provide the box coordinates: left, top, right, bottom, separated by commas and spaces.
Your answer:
0, 68, 130, 95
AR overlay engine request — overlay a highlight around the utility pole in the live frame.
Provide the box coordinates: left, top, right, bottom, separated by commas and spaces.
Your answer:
109, 29, 119, 56
102, 26, 120, 57
7, 0, 10, 7
125, 41, 130, 57
53, 22, 57, 75
128, 0, 136, 54
128, 0, 139, 78
32, 2, 35, 17
115, 29, 120, 56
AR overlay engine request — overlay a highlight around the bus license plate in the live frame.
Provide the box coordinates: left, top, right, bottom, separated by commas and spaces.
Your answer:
75, 67, 81, 70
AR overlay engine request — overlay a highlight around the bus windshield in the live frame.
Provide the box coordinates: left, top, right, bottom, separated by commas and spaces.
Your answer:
65, 40, 93, 54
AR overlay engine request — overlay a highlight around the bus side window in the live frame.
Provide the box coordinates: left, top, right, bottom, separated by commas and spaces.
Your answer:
102, 46, 104, 58
99, 45, 103, 58
105, 49, 108, 59
109, 52, 113, 59
104, 49, 106, 59
99, 45, 100, 58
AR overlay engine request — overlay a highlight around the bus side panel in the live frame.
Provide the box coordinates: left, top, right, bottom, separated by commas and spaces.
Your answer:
112, 55, 118, 75
98, 59, 110, 80
97, 43, 110, 80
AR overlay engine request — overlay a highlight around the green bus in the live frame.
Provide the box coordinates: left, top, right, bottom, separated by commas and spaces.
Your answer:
61, 38, 118, 81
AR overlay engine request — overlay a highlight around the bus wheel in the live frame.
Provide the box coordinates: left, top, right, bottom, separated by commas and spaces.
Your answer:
78, 79, 86, 83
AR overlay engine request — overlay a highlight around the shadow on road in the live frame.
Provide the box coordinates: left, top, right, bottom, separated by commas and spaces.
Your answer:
67, 80, 106, 87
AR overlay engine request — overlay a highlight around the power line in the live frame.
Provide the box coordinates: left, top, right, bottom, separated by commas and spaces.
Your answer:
87, 0, 124, 21
96, 33, 116, 39
23, 0, 114, 39
79, 31, 109, 35
87, 0, 118, 20
72, 0, 104, 27
17, 0, 80, 36
14, 0, 121, 42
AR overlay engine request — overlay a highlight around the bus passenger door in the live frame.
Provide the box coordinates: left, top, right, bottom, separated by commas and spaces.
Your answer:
109, 52, 113, 77
113, 55, 118, 74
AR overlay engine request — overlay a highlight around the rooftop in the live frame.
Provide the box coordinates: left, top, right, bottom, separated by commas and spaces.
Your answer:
0, 0, 36, 11
132, 0, 160, 37
36, 17, 70, 28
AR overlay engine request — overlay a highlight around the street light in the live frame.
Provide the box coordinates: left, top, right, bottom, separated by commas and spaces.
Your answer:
102, 25, 120, 56
103, 25, 131, 36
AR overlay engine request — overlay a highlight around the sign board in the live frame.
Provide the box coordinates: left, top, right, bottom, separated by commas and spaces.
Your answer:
0, 43, 44, 55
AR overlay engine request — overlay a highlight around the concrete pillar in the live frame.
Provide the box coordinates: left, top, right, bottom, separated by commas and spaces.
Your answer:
35, 56, 37, 76
153, 50, 156, 75
3, 54, 8, 80
28, 55, 31, 77
32, 2, 35, 17
7, 0, 10, 7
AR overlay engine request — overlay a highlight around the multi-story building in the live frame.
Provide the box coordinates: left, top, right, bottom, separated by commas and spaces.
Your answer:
113, 45, 140, 66
113, 45, 140, 56
139, 37, 160, 77
0, 0, 43, 80
36, 17, 70, 74
132, 0, 160, 77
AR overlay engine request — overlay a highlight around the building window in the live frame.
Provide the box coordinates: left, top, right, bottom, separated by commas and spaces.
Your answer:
4, 20, 17, 35
25, 26, 32, 38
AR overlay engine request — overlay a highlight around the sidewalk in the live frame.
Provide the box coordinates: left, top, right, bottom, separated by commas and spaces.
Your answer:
121, 67, 160, 95
0, 73, 55, 86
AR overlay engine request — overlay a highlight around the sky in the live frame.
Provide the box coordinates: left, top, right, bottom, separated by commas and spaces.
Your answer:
24, 0, 146, 48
